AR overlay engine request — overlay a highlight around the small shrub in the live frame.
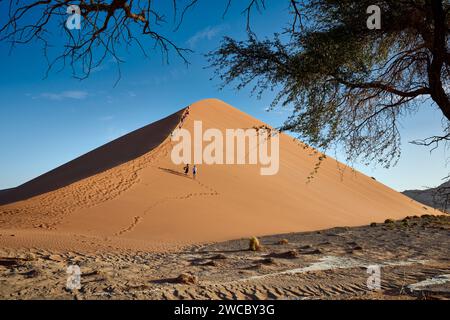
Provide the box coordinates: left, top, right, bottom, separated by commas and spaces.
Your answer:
284, 250, 300, 258
370, 222, 377, 227
278, 239, 289, 245
384, 219, 394, 224
175, 273, 198, 285
23, 253, 36, 261
270, 250, 299, 259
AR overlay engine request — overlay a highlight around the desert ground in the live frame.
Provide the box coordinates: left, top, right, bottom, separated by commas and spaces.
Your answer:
0, 99, 447, 299
0, 215, 448, 300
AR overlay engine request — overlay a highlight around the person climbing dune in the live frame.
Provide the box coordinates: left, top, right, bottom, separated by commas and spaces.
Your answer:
192, 164, 197, 179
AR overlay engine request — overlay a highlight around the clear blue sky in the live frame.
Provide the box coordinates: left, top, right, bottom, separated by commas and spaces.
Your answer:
0, 1, 448, 192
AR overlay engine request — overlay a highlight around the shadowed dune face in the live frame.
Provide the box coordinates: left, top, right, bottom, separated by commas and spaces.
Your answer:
0, 98, 437, 252
0, 109, 184, 205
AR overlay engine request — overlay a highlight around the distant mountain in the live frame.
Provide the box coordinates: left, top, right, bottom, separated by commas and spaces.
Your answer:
402, 181, 450, 212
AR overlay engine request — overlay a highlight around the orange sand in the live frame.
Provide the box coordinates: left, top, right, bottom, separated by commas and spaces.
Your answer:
0, 99, 434, 252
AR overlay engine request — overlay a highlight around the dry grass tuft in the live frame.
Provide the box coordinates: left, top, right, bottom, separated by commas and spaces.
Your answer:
175, 273, 198, 285
249, 236, 261, 251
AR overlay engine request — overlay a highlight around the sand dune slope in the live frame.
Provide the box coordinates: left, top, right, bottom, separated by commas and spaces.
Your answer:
0, 99, 434, 251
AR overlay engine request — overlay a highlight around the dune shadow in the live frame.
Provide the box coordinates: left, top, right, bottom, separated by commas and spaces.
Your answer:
158, 167, 192, 179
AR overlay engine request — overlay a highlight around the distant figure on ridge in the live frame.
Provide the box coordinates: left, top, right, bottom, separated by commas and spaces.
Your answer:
183, 164, 189, 175
192, 165, 197, 179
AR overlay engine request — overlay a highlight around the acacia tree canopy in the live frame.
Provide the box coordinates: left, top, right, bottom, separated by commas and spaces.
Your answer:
1, 1, 449, 172
0, 0, 267, 81
209, 0, 450, 170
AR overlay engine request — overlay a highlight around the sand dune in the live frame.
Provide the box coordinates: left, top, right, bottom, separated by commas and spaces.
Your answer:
0, 99, 435, 251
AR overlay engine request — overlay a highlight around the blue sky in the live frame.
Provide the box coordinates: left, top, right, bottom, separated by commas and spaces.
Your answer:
0, 1, 448, 192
